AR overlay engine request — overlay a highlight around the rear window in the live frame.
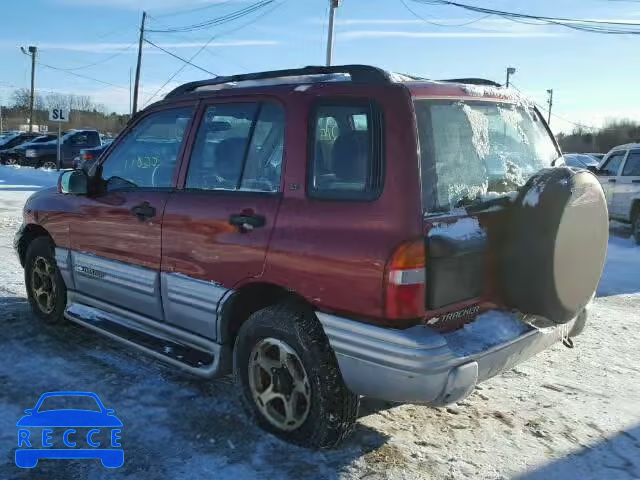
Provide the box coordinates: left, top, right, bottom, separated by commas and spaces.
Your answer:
415, 100, 559, 212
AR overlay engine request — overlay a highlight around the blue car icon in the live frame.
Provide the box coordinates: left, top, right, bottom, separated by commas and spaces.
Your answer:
16, 391, 123, 468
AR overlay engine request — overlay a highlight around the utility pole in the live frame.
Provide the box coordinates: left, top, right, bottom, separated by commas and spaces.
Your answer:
505, 66, 516, 88
547, 89, 554, 125
132, 11, 146, 115
21, 46, 38, 132
326, 0, 342, 66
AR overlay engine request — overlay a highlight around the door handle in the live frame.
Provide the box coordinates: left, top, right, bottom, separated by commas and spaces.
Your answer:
229, 213, 266, 232
632, 179, 640, 184
608, 179, 617, 183
131, 201, 156, 221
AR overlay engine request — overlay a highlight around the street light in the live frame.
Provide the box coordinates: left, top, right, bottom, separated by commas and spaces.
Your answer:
20, 45, 38, 132
506, 67, 516, 88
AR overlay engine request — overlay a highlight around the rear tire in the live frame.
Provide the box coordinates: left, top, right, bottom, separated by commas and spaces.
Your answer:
233, 301, 359, 449
25, 237, 67, 324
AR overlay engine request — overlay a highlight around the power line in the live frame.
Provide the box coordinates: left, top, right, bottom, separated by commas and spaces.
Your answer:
399, 0, 492, 27
410, 0, 640, 34
152, 0, 238, 19
146, 0, 276, 34
143, 0, 286, 107
38, 61, 128, 90
51, 43, 137, 71
143, 39, 217, 76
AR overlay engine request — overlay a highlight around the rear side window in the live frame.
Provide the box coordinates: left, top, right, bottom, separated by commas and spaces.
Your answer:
600, 152, 626, 176
186, 102, 284, 193
308, 103, 382, 200
622, 151, 640, 176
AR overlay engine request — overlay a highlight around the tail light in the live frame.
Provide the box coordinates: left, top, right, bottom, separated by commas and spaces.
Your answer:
384, 239, 426, 320
82, 153, 94, 161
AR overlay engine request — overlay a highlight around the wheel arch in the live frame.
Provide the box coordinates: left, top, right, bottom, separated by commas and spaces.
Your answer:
218, 281, 313, 345
16, 224, 53, 267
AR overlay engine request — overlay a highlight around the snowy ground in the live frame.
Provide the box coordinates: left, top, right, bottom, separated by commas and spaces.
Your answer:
0, 165, 639, 479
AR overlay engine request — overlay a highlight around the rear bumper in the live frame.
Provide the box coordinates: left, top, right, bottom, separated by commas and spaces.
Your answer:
318, 308, 586, 406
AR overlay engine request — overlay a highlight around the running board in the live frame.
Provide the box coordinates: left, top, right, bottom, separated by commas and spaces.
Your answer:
64, 297, 231, 378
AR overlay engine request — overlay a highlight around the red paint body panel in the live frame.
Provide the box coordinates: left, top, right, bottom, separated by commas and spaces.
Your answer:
70, 191, 168, 269
161, 191, 281, 284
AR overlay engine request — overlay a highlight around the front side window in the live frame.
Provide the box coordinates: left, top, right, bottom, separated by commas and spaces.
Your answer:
622, 151, 640, 176
309, 103, 381, 199
100, 107, 193, 190
186, 102, 284, 192
415, 100, 560, 212
600, 151, 626, 177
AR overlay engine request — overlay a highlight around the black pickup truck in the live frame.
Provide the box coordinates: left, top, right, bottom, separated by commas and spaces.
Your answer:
21, 129, 101, 169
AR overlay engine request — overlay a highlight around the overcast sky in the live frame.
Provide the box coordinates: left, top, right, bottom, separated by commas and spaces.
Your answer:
1, 0, 639, 133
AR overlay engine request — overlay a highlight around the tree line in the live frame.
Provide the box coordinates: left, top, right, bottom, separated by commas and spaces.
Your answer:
1, 88, 130, 135
557, 119, 640, 154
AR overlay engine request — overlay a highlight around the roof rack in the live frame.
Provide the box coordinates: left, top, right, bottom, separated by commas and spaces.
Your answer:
165, 65, 392, 99
439, 78, 502, 87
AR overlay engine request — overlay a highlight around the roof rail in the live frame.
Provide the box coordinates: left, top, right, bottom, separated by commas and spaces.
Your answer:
164, 64, 392, 99
440, 78, 502, 87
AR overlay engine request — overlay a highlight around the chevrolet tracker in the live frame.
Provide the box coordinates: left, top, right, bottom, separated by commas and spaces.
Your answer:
14, 65, 608, 448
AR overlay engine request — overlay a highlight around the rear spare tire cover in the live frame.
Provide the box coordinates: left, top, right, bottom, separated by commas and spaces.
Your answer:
502, 167, 608, 324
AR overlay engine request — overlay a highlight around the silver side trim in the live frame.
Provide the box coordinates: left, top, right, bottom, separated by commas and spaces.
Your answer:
70, 252, 162, 320
54, 247, 74, 289
72, 252, 156, 295
66, 291, 231, 377
161, 272, 229, 341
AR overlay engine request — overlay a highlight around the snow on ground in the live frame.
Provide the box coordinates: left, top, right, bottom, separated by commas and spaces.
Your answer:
0, 166, 639, 479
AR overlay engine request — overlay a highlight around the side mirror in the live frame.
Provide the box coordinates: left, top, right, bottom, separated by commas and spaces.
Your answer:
58, 170, 88, 195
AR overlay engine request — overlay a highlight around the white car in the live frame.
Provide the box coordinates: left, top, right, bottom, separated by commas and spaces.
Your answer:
596, 143, 640, 243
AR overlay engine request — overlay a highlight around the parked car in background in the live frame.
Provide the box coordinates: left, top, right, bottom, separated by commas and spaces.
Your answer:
0, 135, 57, 165
15, 65, 608, 448
595, 143, 640, 243
0, 132, 41, 162
21, 129, 101, 169
72, 143, 109, 171
563, 153, 600, 169
586, 152, 605, 161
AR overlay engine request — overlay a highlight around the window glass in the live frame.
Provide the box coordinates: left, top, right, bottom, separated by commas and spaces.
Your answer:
600, 152, 625, 176
415, 100, 558, 211
101, 107, 193, 190
186, 102, 284, 192
622, 151, 640, 176
309, 104, 378, 197
241, 103, 285, 192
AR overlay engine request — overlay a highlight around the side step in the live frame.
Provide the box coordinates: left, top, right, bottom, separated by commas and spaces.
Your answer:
64, 297, 231, 378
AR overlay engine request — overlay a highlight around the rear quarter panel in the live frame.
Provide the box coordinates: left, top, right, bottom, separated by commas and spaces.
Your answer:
263, 84, 423, 324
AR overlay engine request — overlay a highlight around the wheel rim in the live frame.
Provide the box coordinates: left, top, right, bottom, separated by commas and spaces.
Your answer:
30, 256, 57, 314
248, 337, 311, 431
6, 157, 17, 165
42, 161, 57, 170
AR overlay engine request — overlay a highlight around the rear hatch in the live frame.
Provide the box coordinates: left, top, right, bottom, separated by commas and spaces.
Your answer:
413, 97, 560, 330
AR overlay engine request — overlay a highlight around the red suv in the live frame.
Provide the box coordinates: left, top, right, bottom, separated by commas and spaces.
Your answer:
15, 65, 608, 448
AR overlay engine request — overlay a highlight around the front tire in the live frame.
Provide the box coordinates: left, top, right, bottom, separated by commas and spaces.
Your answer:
233, 301, 359, 449
25, 237, 67, 323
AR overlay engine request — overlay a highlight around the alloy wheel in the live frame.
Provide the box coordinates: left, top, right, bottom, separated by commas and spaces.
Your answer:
248, 337, 311, 431
30, 256, 57, 314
